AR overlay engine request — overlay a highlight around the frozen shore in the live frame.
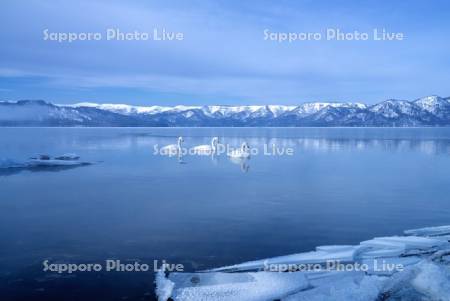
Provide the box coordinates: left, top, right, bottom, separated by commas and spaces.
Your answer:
156, 225, 450, 301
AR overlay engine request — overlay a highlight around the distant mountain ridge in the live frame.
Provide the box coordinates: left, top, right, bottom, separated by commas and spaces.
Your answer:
0, 96, 449, 126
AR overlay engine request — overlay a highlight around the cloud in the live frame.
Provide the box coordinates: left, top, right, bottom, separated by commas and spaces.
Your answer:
0, 0, 449, 104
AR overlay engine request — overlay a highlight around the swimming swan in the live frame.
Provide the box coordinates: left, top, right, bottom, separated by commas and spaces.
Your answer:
192, 137, 219, 155
229, 156, 250, 173
228, 142, 250, 158
161, 136, 184, 155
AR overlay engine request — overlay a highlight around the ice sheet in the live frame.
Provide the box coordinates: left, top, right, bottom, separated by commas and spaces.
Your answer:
315, 245, 357, 253
283, 274, 386, 301
358, 247, 405, 259
209, 249, 357, 272
361, 256, 422, 276
360, 236, 447, 251
156, 225, 450, 301
411, 262, 450, 301
158, 271, 309, 301
405, 225, 450, 237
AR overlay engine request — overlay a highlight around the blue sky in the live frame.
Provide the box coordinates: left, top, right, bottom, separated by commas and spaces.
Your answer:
0, 0, 449, 105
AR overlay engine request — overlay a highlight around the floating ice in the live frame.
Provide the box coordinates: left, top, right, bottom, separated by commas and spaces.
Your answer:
27, 159, 89, 167
0, 154, 91, 170
54, 153, 80, 161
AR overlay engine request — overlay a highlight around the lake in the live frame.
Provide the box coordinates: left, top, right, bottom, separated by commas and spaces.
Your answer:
1, 127, 450, 301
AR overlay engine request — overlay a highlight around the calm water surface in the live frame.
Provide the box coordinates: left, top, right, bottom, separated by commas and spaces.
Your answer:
1, 127, 450, 300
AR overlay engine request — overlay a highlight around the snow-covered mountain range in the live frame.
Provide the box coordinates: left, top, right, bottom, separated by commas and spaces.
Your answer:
0, 96, 449, 126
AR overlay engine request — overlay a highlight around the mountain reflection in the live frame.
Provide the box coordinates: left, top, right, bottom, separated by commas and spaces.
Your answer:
8, 128, 447, 156
102, 135, 450, 156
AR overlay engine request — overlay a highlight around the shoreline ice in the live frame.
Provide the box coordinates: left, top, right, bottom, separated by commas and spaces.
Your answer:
156, 225, 450, 301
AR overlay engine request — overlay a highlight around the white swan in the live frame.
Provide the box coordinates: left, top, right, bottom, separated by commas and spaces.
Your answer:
228, 142, 250, 158
229, 156, 250, 172
160, 136, 184, 156
192, 137, 219, 155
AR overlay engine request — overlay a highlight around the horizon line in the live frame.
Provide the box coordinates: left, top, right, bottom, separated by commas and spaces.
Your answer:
0, 94, 448, 108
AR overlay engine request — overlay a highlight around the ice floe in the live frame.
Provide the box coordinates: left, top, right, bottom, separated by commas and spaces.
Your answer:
0, 154, 91, 171
53, 153, 80, 161
156, 225, 450, 301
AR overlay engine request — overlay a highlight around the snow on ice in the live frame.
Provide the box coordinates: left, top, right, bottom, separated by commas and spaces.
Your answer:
156, 225, 450, 301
